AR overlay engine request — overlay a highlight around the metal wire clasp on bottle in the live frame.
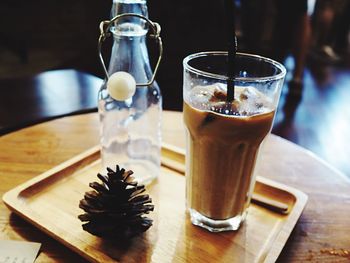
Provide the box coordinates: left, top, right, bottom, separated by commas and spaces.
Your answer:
97, 13, 163, 87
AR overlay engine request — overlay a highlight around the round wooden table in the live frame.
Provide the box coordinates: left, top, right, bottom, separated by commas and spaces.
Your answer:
1, 111, 350, 262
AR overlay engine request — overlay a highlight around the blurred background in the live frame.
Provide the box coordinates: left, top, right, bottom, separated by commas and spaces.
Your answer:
0, 0, 349, 176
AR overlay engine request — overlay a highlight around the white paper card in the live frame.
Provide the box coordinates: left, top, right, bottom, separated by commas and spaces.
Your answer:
0, 240, 41, 263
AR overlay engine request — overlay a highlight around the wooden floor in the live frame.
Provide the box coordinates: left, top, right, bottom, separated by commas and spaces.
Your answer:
273, 58, 350, 178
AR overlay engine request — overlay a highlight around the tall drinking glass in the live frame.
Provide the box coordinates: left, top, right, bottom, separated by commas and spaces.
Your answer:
183, 52, 286, 232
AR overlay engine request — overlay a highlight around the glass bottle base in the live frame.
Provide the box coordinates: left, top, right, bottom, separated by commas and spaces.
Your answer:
189, 209, 247, 232
102, 159, 159, 185
122, 160, 159, 185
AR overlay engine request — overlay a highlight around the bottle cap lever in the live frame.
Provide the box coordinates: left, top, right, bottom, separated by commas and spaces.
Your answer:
98, 13, 163, 87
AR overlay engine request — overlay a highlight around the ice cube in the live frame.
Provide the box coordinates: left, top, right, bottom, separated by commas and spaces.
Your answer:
189, 83, 226, 110
239, 87, 259, 101
236, 87, 272, 115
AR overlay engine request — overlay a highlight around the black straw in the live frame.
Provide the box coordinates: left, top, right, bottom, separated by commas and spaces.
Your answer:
225, 0, 237, 102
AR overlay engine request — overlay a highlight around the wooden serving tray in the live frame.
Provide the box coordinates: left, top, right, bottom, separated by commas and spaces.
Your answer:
3, 145, 307, 263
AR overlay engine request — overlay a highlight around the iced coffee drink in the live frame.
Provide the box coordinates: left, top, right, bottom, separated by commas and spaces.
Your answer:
184, 85, 274, 223
183, 52, 286, 232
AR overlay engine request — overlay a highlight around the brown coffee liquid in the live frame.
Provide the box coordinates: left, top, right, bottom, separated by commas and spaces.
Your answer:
184, 102, 275, 220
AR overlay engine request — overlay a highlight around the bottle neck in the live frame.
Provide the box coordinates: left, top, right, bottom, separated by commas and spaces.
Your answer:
108, 32, 153, 84
107, 0, 153, 83
111, 0, 148, 21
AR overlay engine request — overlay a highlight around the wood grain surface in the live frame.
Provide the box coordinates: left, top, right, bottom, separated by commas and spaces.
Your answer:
1, 111, 350, 262
3, 146, 307, 263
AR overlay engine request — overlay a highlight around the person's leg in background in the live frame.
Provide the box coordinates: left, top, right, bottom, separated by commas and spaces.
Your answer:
272, 0, 311, 96
330, 0, 350, 61
289, 1, 312, 95
310, 0, 348, 63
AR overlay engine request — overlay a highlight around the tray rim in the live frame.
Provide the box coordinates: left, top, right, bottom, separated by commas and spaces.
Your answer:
2, 145, 308, 263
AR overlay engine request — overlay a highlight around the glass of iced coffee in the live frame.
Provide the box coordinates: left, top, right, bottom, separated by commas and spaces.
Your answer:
183, 51, 286, 232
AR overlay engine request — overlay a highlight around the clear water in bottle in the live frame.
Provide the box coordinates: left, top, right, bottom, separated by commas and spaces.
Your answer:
98, 0, 162, 184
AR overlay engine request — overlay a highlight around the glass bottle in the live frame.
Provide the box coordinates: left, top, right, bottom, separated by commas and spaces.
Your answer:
98, 0, 162, 184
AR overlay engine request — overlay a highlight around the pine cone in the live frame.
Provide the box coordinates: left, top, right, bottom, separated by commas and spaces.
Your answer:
78, 165, 154, 239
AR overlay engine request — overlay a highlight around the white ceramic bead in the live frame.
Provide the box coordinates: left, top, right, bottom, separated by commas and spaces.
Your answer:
107, 71, 136, 101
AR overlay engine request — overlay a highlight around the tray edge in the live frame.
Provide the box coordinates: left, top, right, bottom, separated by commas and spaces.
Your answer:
2, 144, 308, 263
